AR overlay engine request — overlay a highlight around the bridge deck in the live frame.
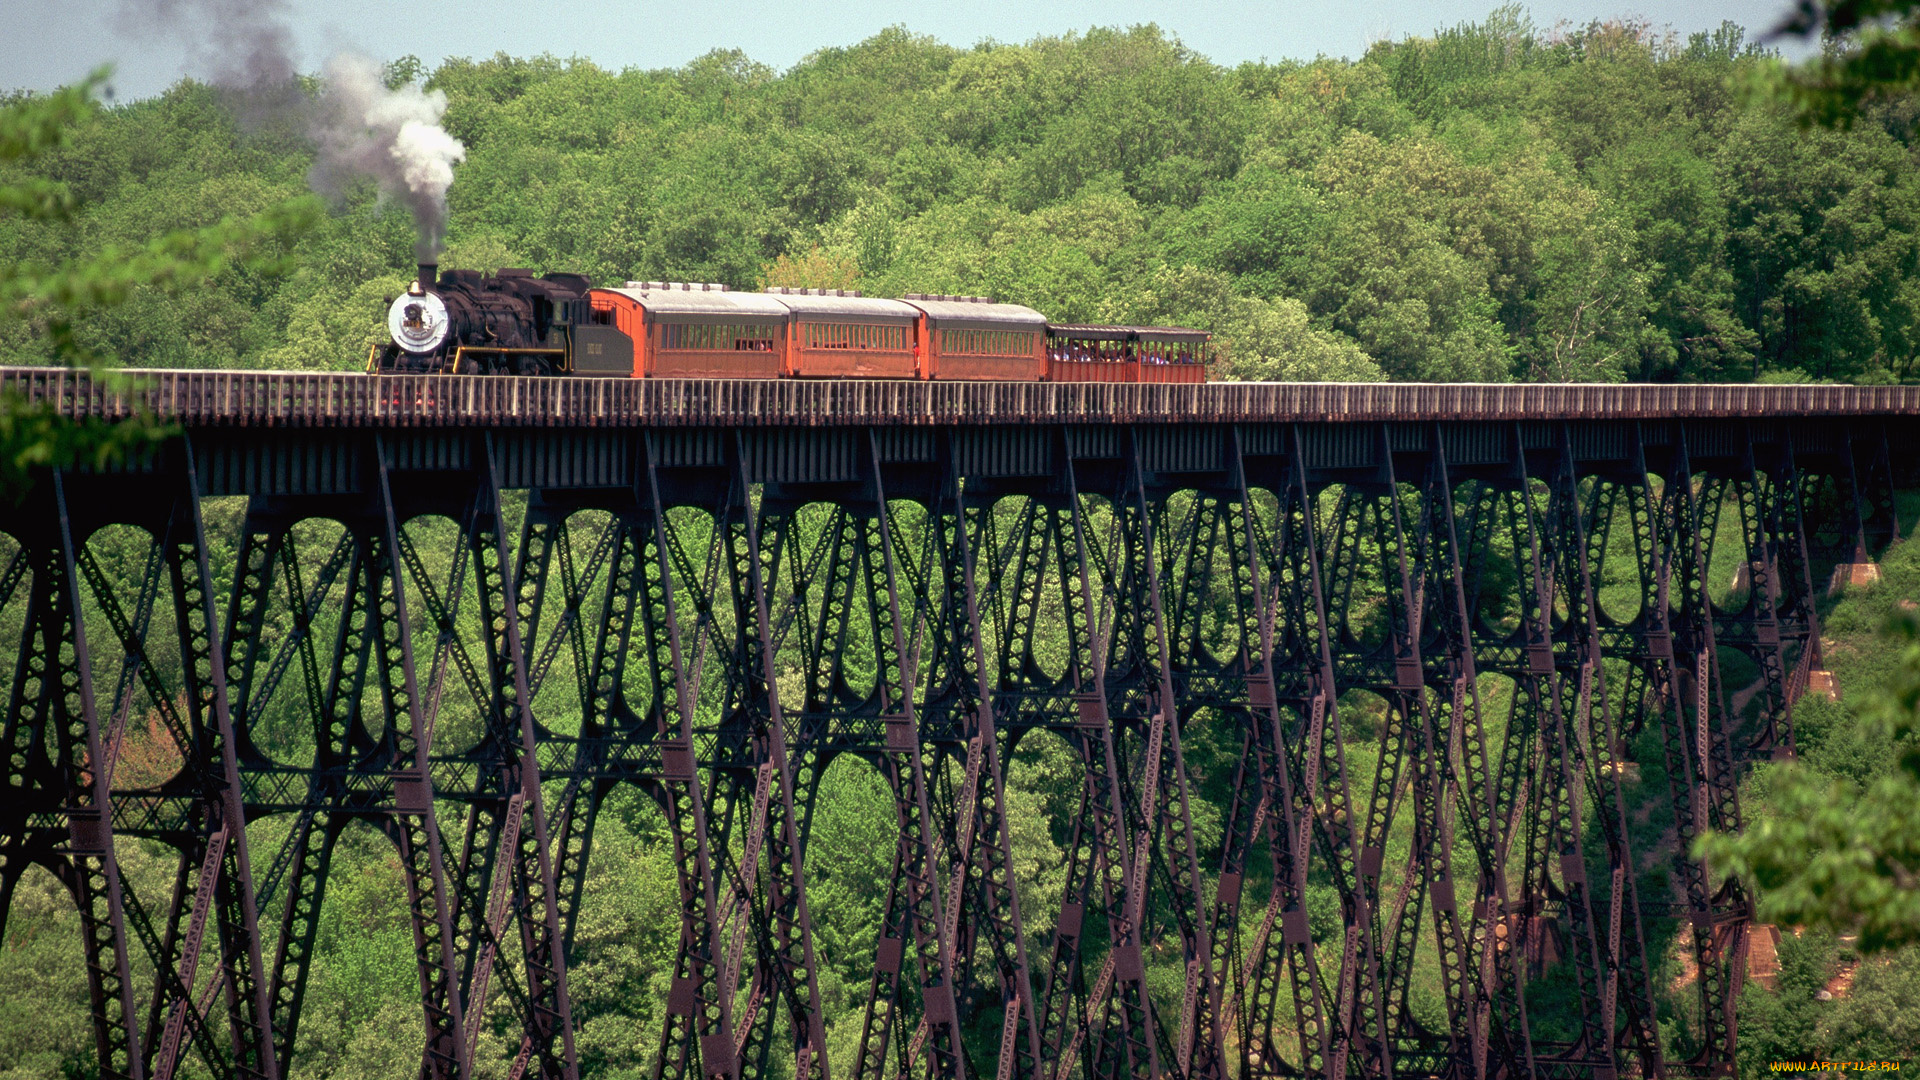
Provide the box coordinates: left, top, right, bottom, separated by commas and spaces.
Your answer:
5, 366, 1917, 427
2, 365, 1913, 1080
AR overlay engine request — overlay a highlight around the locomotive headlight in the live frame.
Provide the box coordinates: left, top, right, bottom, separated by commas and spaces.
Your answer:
388, 290, 450, 354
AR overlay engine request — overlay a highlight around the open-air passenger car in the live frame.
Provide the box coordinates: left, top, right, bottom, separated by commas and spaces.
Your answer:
1045, 324, 1211, 384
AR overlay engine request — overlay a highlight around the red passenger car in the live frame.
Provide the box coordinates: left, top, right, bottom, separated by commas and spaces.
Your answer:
1045, 324, 1210, 383
766, 288, 924, 379
1136, 327, 1210, 384
492, 277, 1213, 383
1047, 325, 1136, 383
902, 294, 1047, 381
590, 282, 789, 379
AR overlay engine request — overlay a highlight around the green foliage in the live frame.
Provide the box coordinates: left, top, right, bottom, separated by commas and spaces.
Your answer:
1771, 0, 1920, 125
762, 245, 863, 291
0, 398, 166, 499
6, 14, 1918, 385
0, 72, 317, 368
1702, 578, 1920, 953
1099, 265, 1385, 381
5, 15, 1920, 1075
0, 868, 92, 1079
1822, 946, 1920, 1060
0, 66, 317, 493
1733, 928, 1840, 1076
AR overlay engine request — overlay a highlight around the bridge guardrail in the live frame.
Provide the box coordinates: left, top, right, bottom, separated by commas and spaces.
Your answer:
3, 366, 1917, 426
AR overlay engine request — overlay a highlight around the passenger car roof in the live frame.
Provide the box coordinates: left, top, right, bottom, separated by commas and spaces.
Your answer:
1134, 325, 1211, 344
597, 285, 789, 323
762, 289, 919, 323
901, 294, 1046, 331
1047, 323, 1210, 344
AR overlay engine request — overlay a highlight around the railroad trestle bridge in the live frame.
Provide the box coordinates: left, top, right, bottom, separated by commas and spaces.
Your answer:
2, 370, 1915, 1080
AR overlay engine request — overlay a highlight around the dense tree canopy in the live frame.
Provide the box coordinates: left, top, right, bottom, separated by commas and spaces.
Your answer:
2, 9, 1917, 383
0, 69, 311, 493
4, 13, 1920, 1077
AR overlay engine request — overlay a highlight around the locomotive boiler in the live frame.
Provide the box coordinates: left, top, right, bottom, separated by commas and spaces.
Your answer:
375, 263, 634, 376
371, 266, 1210, 383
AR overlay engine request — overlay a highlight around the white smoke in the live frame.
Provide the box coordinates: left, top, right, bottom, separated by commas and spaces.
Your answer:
119, 1, 467, 261
308, 54, 468, 261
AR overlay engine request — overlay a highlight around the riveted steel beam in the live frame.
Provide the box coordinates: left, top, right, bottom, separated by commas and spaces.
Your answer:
3, 413, 1910, 1080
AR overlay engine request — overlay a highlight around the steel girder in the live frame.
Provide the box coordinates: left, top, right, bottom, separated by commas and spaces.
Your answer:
0, 417, 1902, 1080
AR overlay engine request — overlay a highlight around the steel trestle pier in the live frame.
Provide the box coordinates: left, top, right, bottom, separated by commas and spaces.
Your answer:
1, 368, 1914, 1080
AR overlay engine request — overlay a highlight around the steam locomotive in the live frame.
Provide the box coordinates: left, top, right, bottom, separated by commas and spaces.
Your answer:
374, 263, 1210, 382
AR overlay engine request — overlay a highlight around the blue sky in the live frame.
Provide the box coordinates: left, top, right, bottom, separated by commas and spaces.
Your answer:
4, 0, 1807, 101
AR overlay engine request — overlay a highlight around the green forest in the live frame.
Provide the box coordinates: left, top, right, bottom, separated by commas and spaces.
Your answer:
3, 9, 1920, 384
4, 9, 1920, 1080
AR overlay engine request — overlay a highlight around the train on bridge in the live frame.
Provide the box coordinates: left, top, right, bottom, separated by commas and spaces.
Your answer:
4, 358, 1918, 1080
375, 262, 1210, 383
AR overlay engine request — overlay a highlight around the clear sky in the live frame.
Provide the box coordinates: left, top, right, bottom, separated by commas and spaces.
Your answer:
5, 0, 1806, 102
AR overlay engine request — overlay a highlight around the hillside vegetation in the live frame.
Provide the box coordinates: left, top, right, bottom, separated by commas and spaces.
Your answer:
3, 11, 1920, 1080
2, 9, 1919, 383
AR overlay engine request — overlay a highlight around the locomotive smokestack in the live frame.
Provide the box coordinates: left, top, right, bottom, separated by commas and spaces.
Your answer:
313, 55, 466, 265
417, 262, 438, 295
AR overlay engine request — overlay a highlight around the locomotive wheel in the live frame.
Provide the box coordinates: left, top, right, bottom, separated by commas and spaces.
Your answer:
514, 355, 545, 376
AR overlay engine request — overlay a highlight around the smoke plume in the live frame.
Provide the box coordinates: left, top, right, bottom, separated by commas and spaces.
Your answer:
119, 0, 467, 260
309, 55, 467, 260
120, 0, 298, 96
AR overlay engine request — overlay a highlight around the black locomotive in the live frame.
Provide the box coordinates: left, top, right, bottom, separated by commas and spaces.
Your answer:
373, 263, 633, 375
